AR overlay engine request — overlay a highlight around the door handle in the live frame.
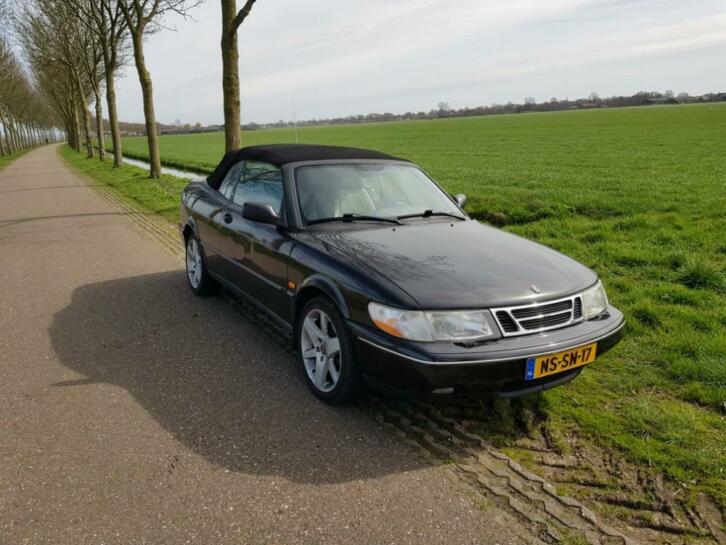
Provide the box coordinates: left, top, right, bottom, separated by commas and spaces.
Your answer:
223, 213, 233, 224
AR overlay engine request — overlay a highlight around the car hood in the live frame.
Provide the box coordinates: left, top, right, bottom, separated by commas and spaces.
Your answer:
310, 220, 598, 309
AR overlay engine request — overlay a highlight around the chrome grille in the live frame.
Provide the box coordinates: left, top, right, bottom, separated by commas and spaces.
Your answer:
492, 295, 584, 337
495, 311, 518, 333
511, 299, 572, 319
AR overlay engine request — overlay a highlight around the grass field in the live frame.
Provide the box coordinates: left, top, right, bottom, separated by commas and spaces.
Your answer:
100, 104, 726, 503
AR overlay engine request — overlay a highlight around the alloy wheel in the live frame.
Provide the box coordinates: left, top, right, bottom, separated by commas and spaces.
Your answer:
186, 238, 202, 289
300, 308, 342, 393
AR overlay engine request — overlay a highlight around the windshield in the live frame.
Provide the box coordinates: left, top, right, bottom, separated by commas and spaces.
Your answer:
295, 163, 462, 223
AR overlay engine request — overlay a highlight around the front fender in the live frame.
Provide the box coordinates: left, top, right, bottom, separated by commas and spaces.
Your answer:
298, 274, 351, 319
183, 215, 200, 240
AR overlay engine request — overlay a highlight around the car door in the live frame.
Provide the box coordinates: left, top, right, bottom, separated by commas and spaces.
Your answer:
194, 161, 246, 282
219, 161, 290, 321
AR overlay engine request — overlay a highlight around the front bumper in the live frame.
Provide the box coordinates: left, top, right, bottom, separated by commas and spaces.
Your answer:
349, 306, 625, 397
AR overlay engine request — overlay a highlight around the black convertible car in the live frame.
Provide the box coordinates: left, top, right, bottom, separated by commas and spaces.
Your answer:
179, 144, 624, 403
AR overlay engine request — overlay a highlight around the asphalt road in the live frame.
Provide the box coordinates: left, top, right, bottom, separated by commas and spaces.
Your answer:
0, 146, 527, 545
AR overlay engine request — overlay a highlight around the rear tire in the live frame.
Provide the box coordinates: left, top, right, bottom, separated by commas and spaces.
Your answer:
297, 297, 360, 404
185, 234, 219, 296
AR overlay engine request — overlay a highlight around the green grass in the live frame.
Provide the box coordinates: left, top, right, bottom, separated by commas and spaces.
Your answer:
103, 103, 726, 503
59, 145, 188, 224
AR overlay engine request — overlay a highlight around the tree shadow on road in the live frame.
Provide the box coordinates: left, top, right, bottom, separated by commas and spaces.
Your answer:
48, 270, 432, 484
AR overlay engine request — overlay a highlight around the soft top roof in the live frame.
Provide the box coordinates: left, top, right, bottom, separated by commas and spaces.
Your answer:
207, 144, 408, 189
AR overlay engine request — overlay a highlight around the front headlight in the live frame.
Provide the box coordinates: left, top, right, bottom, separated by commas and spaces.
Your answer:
368, 302, 497, 342
582, 280, 609, 319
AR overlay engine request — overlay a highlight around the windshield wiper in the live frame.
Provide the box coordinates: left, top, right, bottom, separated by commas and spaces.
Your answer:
308, 213, 402, 226
397, 209, 466, 221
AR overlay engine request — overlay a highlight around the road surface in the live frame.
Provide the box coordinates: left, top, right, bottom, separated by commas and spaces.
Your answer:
0, 146, 527, 544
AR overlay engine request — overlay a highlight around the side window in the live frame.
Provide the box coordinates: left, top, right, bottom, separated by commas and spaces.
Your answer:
231, 161, 283, 213
218, 161, 246, 200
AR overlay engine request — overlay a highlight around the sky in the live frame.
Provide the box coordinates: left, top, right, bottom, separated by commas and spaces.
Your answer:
113, 0, 726, 125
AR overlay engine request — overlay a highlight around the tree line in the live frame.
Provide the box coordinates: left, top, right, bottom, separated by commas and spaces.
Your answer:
0, 37, 62, 156
245, 90, 726, 130
3, 0, 258, 177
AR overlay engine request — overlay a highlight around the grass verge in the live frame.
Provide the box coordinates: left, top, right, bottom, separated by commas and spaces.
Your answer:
59, 144, 186, 224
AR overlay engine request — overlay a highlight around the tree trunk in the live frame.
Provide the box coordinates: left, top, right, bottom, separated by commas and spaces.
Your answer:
5, 119, 16, 152
71, 105, 81, 151
0, 117, 7, 155
72, 69, 94, 158
13, 122, 22, 151
221, 0, 241, 152
17, 123, 25, 149
5, 118, 16, 152
82, 105, 94, 158
131, 32, 161, 178
19, 123, 28, 149
94, 92, 106, 161
83, 110, 92, 156
12, 124, 18, 150
15, 123, 24, 149
104, 59, 123, 167
64, 121, 72, 148
66, 122, 73, 150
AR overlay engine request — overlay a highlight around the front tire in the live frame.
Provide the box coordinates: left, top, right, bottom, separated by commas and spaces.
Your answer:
185, 234, 219, 296
297, 297, 360, 404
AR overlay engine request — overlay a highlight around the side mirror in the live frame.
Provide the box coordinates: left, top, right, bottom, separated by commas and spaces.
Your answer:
242, 202, 279, 225
454, 193, 467, 208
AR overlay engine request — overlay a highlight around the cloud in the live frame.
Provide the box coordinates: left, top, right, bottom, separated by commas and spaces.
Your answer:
114, 0, 726, 124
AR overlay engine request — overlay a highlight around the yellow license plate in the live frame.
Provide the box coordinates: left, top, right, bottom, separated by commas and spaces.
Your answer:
525, 343, 597, 380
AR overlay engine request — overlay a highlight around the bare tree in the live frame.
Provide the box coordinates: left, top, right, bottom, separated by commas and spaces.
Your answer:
16, 1, 95, 156
117, 0, 201, 178
59, 1, 109, 160
39, 64, 80, 147
0, 36, 60, 155
78, 28, 107, 160
58, 3, 97, 158
0, 38, 23, 154
69, 0, 130, 167
221, 0, 257, 152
